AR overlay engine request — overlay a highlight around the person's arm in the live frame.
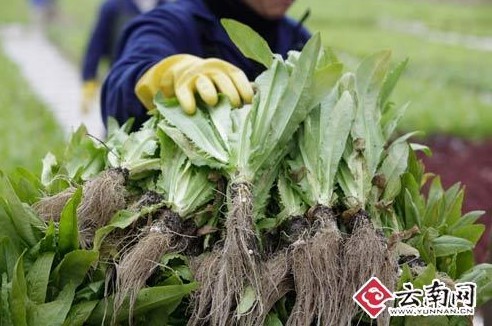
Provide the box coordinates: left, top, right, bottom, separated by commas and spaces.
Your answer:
101, 6, 253, 129
101, 8, 188, 127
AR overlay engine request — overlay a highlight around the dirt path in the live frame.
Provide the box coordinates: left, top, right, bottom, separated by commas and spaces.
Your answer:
379, 19, 492, 52
0, 24, 105, 139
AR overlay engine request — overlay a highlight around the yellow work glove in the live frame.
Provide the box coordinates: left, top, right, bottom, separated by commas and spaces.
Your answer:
135, 54, 254, 115
81, 80, 99, 114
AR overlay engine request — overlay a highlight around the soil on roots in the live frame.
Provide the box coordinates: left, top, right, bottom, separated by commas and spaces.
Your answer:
338, 210, 397, 326
32, 187, 76, 221
188, 251, 222, 326
264, 215, 311, 254
210, 181, 262, 326
78, 168, 128, 248
238, 250, 292, 326
287, 206, 341, 326
114, 208, 186, 319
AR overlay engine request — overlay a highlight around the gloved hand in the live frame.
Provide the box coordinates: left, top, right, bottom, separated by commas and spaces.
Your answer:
81, 80, 99, 113
135, 54, 254, 115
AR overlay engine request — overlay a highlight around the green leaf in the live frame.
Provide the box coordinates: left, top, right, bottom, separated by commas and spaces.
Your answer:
297, 90, 355, 205
397, 264, 414, 290
406, 149, 425, 187
264, 312, 283, 326
156, 133, 214, 217
337, 158, 361, 204
356, 50, 392, 101
410, 143, 432, 157
160, 254, 193, 282
52, 250, 99, 289
382, 102, 409, 141
402, 189, 421, 229
247, 60, 289, 162
379, 142, 409, 202
60, 126, 107, 182
310, 63, 344, 106
256, 217, 278, 231
412, 264, 436, 289
74, 280, 104, 301
353, 50, 391, 176
414, 228, 438, 265
137, 307, 170, 326
449, 224, 485, 245
252, 34, 336, 176
455, 250, 475, 279
237, 285, 256, 315
58, 187, 82, 256
252, 158, 285, 220
404, 316, 449, 326
27, 282, 76, 326
107, 123, 160, 178
120, 128, 158, 168
39, 220, 56, 253
458, 263, 492, 306
1, 273, 14, 326
26, 252, 55, 304
0, 173, 44, 248
93, 209, 141, 251
62, 300, 98, 326
260, 34, 325, 157
432, 235, 474, 257
87, 283, 198, 323
442, 183, 464, 226
399, 171, 425, 225
207, 96, 234, 153
451, 210, 485, 230
221, 19, 274, 68
156, 97, 229, 165
277, 172, 307, 220
10, 168, 44, 205
9, 252, 28, 326
158, 119, 225, 169
379, 58, 408, 109
423, 177, 445, 228
0, 206, 24, 258
0, 237, 19, 280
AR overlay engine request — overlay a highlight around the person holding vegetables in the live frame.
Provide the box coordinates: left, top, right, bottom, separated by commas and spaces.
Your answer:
100, 0, 310, 129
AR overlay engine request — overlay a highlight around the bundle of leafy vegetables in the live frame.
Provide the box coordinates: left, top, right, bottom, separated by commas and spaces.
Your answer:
1, 20, 491, 326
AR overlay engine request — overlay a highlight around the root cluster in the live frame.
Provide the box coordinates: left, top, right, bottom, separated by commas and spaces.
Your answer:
32, 171, 400, 325
33, 168, 128, 248
114, 208, 187, 320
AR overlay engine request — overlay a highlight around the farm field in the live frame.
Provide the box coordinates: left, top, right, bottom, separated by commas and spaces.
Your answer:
289, 0, 492, 139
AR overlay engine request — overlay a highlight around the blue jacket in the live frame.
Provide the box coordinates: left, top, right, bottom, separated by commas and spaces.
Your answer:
82, 0, 166, 81
30, 0, 55, 7
101, 0, 311, 129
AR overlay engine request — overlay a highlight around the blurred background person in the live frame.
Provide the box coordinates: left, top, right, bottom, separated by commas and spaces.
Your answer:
81, 0, 167, 114
29, 0, 58, 29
